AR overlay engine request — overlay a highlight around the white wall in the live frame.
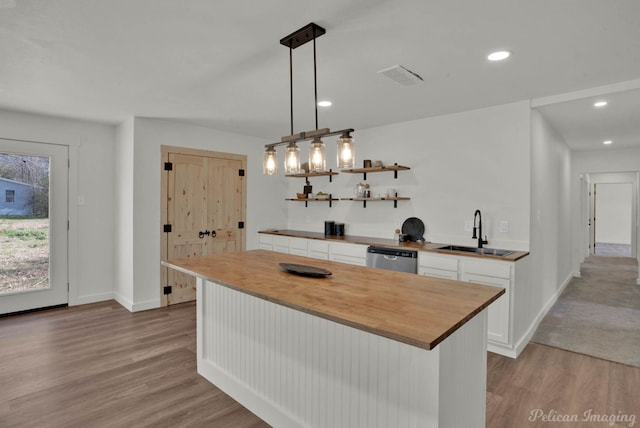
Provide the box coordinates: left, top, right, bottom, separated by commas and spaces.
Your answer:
529, 110, 573, 331
0, 109, 116, 306
117, 118, 282, 311
595, 183, 632, 245
286, 101, 532, 251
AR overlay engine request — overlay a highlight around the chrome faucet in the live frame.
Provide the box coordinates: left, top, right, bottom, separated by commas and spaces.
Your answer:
472, 210, 488, 248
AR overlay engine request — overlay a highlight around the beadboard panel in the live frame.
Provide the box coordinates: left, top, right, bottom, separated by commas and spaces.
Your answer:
197, 278, 488, 427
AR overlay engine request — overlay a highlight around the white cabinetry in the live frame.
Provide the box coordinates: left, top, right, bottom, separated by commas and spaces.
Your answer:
459, 259, 512, 345
419, 250, 520, 355
329, 242, 367, 266
258, 233, 273, 251
272, 235, 290, 254
307, 240, 330, 260
289, 237, 308, 256
418, 253, 458, 280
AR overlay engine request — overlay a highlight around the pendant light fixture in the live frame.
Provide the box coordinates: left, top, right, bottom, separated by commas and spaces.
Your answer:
337, 131, 355, 169
284, 142, 301, 174
263, 22, 355, 175
263, 146, 277, 175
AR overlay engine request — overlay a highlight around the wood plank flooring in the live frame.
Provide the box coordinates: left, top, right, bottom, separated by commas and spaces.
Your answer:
1, 300, 639, 427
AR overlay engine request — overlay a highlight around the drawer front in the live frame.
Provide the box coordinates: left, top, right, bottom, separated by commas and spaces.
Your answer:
330, 254, 366, 266
418, 267, 458, 280
330, 242, 367, 259
419, 253, 458, 271
272, 236, 290, 254
461, 260, 511, 279
308, 240, 329, 260
289, 237, 308, 253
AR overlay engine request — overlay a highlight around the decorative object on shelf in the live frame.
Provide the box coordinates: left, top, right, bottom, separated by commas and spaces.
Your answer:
262, 22, 356, 175
363, 159, 372, 168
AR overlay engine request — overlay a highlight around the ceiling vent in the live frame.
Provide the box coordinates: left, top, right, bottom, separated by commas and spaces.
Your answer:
377, 65, 424, 86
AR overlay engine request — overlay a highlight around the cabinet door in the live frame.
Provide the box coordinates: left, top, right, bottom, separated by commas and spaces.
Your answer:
272, 235, 290, 254
418, 267, 458, 280
289, 237, 308, 257
308, 240, 329, 260
461, 272, 510, 344
329, 242, 367, 266
258, 233, 274, 251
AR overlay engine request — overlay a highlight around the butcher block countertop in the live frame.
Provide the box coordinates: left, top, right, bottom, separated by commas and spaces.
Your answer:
163, 250, 504, 350
259, 229, 529, 261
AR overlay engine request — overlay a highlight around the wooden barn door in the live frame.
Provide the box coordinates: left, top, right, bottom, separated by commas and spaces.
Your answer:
161, 146, 246, 305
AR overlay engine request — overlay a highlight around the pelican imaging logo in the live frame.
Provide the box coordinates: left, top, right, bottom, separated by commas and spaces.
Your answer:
529, 409, 636, 426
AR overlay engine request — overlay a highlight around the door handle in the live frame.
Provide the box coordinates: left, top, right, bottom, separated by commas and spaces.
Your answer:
383, 255, 398, 261
199, 230, 211, 239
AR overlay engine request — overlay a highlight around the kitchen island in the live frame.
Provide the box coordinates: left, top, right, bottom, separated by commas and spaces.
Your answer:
163, 250, 504, 428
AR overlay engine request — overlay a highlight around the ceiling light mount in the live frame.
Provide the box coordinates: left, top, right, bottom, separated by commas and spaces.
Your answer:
264, 22, 356, 175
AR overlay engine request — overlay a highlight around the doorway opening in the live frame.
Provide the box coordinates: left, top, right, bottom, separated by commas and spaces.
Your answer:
594, 182, 633, 257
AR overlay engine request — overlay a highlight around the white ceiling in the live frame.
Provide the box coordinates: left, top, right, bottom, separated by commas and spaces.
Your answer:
1, 0, 639, 151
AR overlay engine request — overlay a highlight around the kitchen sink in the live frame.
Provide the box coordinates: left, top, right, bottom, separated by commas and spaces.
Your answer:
435, 245, 513, 257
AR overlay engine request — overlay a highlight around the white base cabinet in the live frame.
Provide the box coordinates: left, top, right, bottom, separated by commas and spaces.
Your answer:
328, 242, 367, 266
419, 251, 524, 357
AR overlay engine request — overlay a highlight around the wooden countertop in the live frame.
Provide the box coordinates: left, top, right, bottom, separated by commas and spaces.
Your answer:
163, 250, 504, 350
259, 229, 529, 261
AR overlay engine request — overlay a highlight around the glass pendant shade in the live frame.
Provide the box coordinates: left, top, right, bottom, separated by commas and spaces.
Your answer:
263, 147, 277, 175
309, 138, 326, 172
337, 134, 355, 169
284, 143, 301, 174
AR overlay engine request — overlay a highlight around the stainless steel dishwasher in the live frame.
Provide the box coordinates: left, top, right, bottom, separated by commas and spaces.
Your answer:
366, 246, 418, 273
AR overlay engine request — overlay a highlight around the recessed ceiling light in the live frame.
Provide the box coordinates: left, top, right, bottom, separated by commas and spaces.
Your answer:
603, 140, 612, 145
487, 51, 511, 61
317, 100, 332, 107
593, 101, 608, 108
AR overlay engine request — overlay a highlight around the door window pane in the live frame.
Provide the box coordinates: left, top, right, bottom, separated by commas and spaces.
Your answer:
0, 153, 50, 294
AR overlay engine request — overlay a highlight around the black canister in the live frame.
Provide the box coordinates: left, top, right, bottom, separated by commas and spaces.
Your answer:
334, 222, 345, 236
324, 221, 335, 235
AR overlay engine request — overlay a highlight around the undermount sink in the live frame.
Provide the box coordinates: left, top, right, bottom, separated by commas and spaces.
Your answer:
435, 245, 513, 257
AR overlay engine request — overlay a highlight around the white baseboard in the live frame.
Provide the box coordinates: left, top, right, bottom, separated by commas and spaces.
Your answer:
131, 299, 161, 312
114, 293, 134, 312
69, 292, 114, 306
114, 295, 160, 312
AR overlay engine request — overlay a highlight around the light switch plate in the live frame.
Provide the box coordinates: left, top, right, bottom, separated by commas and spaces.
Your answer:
499, 220, 509, 233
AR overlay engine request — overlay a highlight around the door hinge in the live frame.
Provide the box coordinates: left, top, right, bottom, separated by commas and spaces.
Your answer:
67, 220, 70, 230
163, 286, 172, 295
164, 162, 173, 171
163, 224, 172, 233
239, 169, 245, 177
238, 221, 245, 229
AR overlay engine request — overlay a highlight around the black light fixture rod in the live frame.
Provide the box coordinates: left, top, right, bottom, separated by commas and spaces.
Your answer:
313, 28, 318, 130
289, 47, 294, 136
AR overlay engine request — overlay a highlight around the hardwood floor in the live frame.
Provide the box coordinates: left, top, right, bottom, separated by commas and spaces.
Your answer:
1, 301, 639, 427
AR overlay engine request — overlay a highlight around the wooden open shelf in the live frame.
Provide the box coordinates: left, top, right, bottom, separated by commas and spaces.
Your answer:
285, 170, 338, 182
341, 163, 410, 180
340, 196, 410, 208
286, 196, 338, 207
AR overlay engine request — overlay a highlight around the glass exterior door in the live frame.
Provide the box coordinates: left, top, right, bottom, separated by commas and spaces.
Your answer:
0, 139, 68, 314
